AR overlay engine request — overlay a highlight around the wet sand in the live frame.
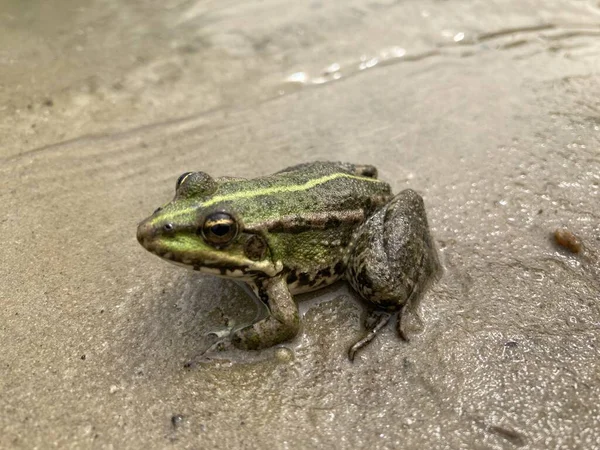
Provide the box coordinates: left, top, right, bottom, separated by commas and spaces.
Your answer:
1, 1, 599, 448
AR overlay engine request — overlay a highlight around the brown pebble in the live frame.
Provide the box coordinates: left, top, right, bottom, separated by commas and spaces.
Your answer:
554, 228, 582, 253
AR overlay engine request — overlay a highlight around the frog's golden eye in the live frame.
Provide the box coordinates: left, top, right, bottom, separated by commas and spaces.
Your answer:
201, 212, 238, 247
176, 172, 193, 190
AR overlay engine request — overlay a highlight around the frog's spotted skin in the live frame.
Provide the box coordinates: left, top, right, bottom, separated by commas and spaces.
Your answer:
137, 161, 440, 360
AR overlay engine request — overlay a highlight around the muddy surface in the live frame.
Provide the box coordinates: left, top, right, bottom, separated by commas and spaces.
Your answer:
1, 1, 599, 448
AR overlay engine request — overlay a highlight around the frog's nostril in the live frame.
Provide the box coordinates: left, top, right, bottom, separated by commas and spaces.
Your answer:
163, 223, 174, 233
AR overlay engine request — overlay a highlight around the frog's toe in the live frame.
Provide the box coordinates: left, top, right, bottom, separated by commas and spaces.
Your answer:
205, 325, 234, 339
396, 304, 424, 341
348, 312, 391, 361
364, 309, 390, 330
184, 336, 235, 368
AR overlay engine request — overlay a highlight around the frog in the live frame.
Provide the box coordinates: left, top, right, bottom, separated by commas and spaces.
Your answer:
137, 161, 441, 360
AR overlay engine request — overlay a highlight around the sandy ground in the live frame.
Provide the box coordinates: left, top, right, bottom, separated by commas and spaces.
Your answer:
1, 1, 600, 448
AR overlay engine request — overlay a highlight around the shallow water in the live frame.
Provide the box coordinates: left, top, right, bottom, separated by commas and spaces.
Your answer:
1, 1, 600, 448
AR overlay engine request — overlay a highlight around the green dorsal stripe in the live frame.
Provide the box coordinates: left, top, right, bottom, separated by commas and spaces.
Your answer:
156, 172, 384, 223
201, 172, 381, 207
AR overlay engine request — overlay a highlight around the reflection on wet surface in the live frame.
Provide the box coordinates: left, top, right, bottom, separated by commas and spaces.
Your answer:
2, 0, 600, 157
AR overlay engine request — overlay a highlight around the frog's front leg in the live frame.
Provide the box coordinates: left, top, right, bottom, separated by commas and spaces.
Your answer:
231, 276, 300, 350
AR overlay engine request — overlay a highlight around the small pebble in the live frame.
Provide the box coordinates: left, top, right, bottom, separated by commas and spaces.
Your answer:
553, 228, 582, 253
171, 415, 184, 428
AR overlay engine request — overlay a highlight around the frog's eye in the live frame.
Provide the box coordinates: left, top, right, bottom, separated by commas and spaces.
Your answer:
201, 212, 238, 247
176, 172, 193, 190
175, 171, 217, 198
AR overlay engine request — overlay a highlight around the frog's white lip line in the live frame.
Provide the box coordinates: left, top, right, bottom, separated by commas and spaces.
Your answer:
139, 237, 283, 277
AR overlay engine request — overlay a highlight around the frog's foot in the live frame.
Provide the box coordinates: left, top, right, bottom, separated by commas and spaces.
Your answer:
348, 311, 391, 361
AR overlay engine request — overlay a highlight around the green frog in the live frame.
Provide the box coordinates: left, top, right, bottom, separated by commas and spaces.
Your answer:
137, 161, 441, 360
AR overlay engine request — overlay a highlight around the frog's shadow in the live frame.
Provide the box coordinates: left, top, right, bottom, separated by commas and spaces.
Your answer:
132, 270, 367, 366
124, 271, 251, 367
181, 277, 362, 366
133, 263, 450, 368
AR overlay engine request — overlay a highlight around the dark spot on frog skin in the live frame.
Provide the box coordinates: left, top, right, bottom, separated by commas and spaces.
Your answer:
253, 281, 270, 304
357, 268, 374, 290
318, 267, 331, 279
334, 261, 345, 275
324, 216, 341, 229
193, 263, 255, 275
286, 271, 298, 284
298, 272, 311, 286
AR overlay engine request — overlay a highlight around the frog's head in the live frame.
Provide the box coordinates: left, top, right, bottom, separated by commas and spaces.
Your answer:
137, 172, 281, 279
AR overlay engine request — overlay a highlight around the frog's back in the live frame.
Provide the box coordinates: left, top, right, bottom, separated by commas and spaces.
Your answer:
211, 161, 393, 230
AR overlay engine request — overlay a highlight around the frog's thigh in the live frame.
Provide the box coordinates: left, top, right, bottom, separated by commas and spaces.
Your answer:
231, 276, 300, 350
346, 189, 440, 309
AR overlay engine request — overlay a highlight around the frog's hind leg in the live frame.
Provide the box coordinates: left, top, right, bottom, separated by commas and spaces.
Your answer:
348, 310, 391, 361
345, 189, 441, 356
348, 163, 378, 178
